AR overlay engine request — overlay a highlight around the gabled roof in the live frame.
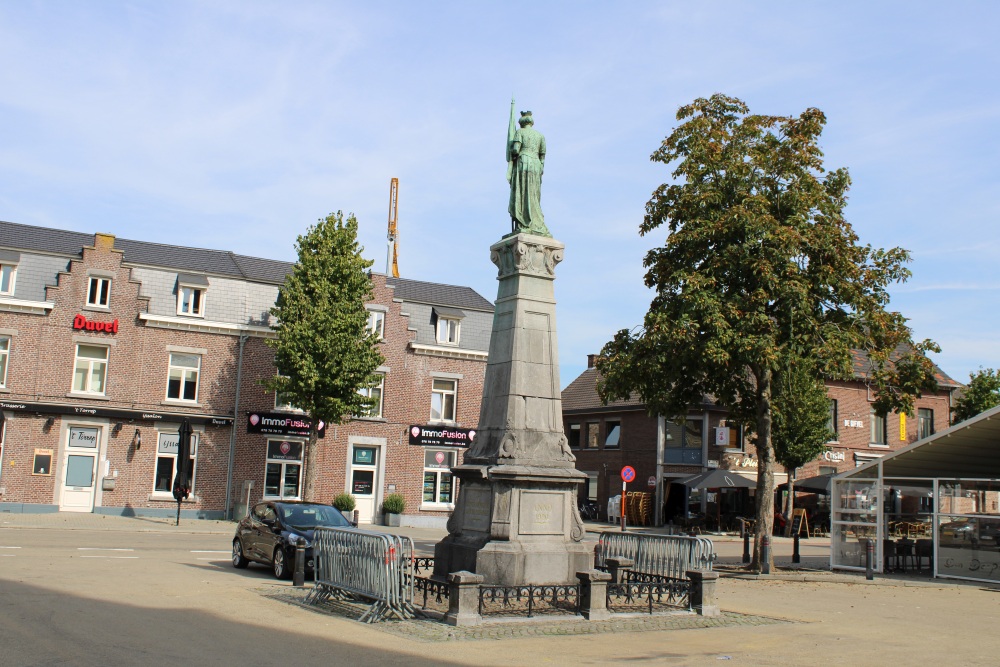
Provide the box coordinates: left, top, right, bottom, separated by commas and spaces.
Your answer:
387, 276, 494, 312
850, 346, 960, 389
561, 366, 717, 414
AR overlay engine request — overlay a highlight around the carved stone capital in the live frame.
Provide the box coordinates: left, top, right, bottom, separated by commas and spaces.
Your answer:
490, 234, 564, 279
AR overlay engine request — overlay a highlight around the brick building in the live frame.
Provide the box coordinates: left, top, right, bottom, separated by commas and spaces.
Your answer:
0, 220, 492, 526
562, 352, 959, 526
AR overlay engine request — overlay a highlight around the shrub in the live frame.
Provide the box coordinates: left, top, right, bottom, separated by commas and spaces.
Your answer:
382, 493, 406, 514
332, 493, 356, 512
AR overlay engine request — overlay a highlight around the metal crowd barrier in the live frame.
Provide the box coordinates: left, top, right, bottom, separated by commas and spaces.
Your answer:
305, 526, 416, 623
596, 531, 716, 579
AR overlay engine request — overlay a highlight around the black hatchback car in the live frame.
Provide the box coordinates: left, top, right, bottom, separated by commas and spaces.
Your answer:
232, 501, 354, 579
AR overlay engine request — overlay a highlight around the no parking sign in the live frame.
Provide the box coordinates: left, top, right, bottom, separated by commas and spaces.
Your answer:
621, 466, 636, 482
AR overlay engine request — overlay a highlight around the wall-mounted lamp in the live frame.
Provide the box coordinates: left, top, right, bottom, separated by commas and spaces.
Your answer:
132, 429, 142, 450
113, 422, 123, 436
43, 416, 55, 429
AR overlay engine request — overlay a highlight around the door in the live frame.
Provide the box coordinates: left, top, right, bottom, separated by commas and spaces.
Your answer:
60, 426, 100, 512
349, 445, 380, 523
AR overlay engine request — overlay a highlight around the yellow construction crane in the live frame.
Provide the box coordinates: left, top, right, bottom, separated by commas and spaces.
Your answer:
386, 177, 399, 278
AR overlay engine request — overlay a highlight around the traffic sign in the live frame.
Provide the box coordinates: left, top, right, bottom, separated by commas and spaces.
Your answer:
621, 466, 636, 483
647, 476, 656, 488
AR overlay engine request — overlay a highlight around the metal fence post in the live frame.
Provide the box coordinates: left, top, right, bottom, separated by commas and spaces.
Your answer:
293, 537, 305, 587
761, 535, 771, 575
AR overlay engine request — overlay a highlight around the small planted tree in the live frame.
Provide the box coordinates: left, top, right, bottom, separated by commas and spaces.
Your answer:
264, 212, 384, 502
952, 368, 1000, 424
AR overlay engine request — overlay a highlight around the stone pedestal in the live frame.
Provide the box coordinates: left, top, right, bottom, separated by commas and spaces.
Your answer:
434, 233, 590, 586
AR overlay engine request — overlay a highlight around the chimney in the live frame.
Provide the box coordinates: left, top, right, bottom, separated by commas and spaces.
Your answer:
587, 354, 598, 369
94, 233, 115, 250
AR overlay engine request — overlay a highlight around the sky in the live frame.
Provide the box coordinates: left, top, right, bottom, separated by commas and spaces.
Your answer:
2, 2, 998, 389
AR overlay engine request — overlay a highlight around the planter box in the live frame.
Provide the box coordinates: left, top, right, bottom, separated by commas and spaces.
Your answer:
384, 512, 402, 527
340, 510, 355, 523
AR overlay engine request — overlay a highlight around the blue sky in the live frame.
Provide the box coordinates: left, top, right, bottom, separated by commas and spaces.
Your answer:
2, 2, 998, 389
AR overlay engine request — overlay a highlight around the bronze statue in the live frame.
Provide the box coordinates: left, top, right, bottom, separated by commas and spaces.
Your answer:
506, 101, 550, 237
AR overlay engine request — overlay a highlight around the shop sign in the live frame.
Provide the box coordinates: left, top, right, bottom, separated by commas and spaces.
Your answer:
73, 314, 119, 334
408, 425, 476, 448
843, 419, 864, 429
823, 450, 846, 462
267, 440, 302, 461
247, 412, 325, 438
736, 456, 758, 469
0, 400, 233, 426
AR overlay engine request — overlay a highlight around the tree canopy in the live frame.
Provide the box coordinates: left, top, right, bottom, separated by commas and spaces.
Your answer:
265, 211, 384, 501
952, 368, 1000, 424
596, 94, 939, 569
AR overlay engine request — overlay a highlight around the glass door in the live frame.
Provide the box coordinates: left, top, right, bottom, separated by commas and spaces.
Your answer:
349, 445, 380, 523
60, 426, 100, 512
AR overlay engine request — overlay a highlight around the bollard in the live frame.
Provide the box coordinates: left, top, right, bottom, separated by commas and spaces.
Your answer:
293, 537, 305, 587
742, 531, 751, 564
353, 509, 360, 526
865, 538, 874, 580
792, 533, 801, 564
761, 535, 771, 575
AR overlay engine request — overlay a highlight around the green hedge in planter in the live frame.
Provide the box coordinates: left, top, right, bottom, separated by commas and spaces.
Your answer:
332, 493, 356, 512
382, 493, 406, 514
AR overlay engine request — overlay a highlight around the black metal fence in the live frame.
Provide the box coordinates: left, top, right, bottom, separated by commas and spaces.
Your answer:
478, 584, 581, 618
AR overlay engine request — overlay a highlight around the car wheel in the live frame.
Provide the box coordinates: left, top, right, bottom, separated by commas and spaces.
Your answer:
273, 547, 290, 580
232, 539, 249, 569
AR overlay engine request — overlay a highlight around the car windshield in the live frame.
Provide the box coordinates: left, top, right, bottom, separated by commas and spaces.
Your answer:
276, 504, 351, 530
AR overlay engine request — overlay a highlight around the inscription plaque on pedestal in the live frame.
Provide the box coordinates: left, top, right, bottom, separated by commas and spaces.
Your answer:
518, 491, 564, 535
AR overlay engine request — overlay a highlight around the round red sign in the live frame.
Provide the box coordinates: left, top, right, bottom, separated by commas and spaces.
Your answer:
621, 466, 636, 483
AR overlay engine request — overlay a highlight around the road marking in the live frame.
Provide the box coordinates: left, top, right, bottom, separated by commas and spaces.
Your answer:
196, 557, 228, 561
0, 554, 14, 557
0, 546, 22, 549
81, 555, 139, 559
77, 547, 134, 551
191, 550, 229, 553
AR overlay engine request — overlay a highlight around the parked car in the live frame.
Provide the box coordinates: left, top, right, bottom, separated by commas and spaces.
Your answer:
233, 501, 355, 579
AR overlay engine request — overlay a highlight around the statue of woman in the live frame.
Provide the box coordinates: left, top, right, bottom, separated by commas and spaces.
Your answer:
507, 110, 550, 237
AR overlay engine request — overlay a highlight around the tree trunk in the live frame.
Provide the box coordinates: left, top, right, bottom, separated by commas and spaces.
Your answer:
751, 367, 776, 571
303, 422, 320, 502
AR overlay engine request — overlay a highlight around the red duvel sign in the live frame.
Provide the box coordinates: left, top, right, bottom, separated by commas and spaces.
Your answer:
73, 314, 119, 334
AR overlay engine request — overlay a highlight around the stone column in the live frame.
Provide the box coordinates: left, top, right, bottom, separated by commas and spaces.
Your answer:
444, 571, 484, 627
604, 556, 634, 584
686, 569, 721, 617
577, 570, 612, 621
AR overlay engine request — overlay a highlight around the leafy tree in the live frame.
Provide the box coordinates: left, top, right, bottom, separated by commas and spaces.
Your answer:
596, 94, 939, 570
772, 353, 835, 533
264, 212, 384, 502
952, 368, 1000, 424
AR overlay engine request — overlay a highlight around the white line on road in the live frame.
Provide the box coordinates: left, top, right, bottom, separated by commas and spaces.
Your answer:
191, 550, 229, 553
0, 546, 22, 549
81, 555, 139, 559
196, 557, 228, 561
77, 548, 135, 551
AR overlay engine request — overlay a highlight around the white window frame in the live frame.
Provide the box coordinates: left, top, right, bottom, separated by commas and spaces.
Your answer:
436, 317, 460, 345
0, 263, 16, 296
177, 284, 206, 317
870, 408, 887, 446
72, 344, 108, 395
357, 374, 385, 419
430, 378, 457, 423
152, 430, 198, 497
165, 352, 201, 403
366, 309, 385, 340
422, 448, 456, 507
0, 335, 9, 388
264, 439, 304, 500
86, 276, 111, 308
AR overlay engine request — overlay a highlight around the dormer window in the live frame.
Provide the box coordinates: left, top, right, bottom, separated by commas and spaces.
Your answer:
433, 307, 465, 346
87, 276, 111, 308
176, 273, 209, 317
0, 250, 19, 296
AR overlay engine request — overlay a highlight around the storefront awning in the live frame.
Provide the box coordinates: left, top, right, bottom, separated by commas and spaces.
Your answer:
681, 469, 758, 489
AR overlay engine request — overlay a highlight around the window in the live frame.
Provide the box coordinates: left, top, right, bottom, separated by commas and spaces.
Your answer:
0, 262, 15, 295
870, 409, 887, 445
827, 400, 838, 441
366, 310, 385, 340
585, 422, 599, 449
357, 375, 385, 418
664, 418, 704, 465
32, 449, 53, 475
264, 439, 303, 499
818, 465, 838, 476
423, 449, 455, 504
585, 472, 598, 501
436, 317, 460, 345
604, 420, 621, 448
166, 353, 200, 402
567, 423, 581, 448
72, 344, 108, 394
430, 379, 456, 422
87, 277, 111, 308
153, 431, 198, 494
918, 408, 934, 440
0, 336, 8, 388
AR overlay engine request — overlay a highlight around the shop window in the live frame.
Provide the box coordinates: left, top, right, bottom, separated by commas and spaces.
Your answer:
32, 449, 53, 475
0, 262, 15, 295
436, 317, 460, 345
264, 439, 303, 499
430, 379, 457, 422
153, 431, 198, 495
663, 418, 704, 465
366, 309, 385, 340
567, 423, 581, 448
166, 353, 200, 402
72, 344, 108, 395
423, 449, 456, 505
918, 408, 934, 440
87, 277, 111, 308
818, 465, 837, 476
870, 409, 887, 446
357, 374, 385, 418
605, 420, 621, 448
585, 422, 599, 448
0, 336, 9, 388
827, 400, 838, 441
